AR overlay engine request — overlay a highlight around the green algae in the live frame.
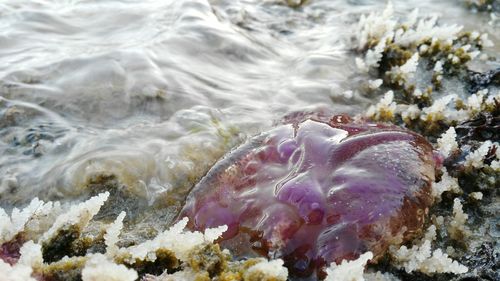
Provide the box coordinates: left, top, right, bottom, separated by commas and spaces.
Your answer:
187, 244, 226, 278
117, 248, 180, 277
285, 0, 308, 9
41, 257, 87, 281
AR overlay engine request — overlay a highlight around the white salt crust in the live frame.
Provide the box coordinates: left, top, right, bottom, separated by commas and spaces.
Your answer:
18, 241, 43, 269
400, 104, 421, 121
0, 260, 36, 281
325, 252, 373, 281
421, 95, 461, 123
353, 0, 487, 76
120, 217, 227, 263
470, 192, 483, 200
467, 91, 486, 113
400, 53, 419, 74
391, 240, 468, 274
0, 198, 59, 244
41, 192, 109, 243
139, 250, 289, 281
0, 194, 236, 281
464, 141, 498, 169
432, 167, 461, 199
433, 61, 443, 72
364, 272, 400, 281
355, 1, 494, 126
104, 211, 126, 257
389, 225, 468, 275
0, 193, 107, 245
0, 240, 42, 281
448, 198, 470, 241
368, 79, 384, 90
366, 91, 396, 119
354, 1, 396, 51
369, 89, 496, 125
437, 127, 458, 158
82, 254, 138, 281
0, 193, 111, 281
491, 160, 500, 171
145, 269, 198, 281
243, 258, 289, 281
393, 16, 462, 47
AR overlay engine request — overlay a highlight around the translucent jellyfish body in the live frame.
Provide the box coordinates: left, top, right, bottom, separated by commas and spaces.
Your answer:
180, 115, 437, 278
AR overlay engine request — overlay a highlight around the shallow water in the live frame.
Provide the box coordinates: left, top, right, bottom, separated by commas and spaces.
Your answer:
0, 0, 497, 228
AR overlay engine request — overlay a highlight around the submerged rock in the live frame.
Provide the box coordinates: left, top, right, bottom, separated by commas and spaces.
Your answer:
180, 114, 439, 278
467, 68, 500, 94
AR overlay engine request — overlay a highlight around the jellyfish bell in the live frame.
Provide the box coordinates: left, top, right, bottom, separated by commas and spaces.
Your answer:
179, 113, 438, 278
